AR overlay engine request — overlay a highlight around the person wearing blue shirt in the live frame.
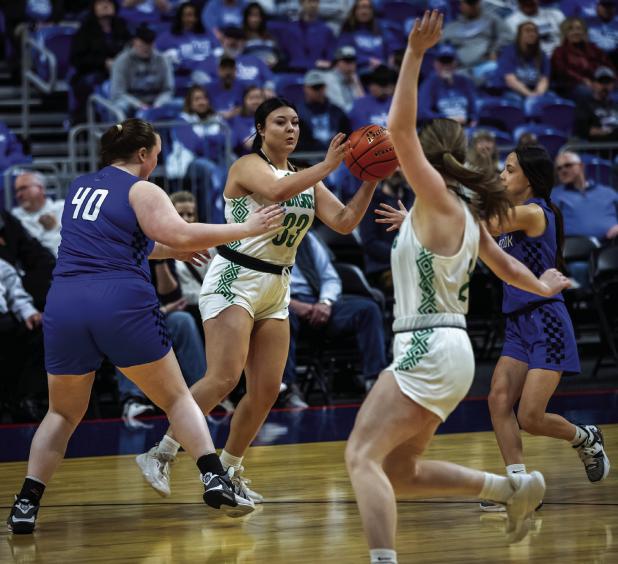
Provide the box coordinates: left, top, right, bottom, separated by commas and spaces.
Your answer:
337, 0, 388, 73
552, 150, 618, 242
296, 70, 351, 152
155, 2, 219, 95
202, 56, 246, 118
497, 21, 550, 101
418, 44, 478, 127
202, 0, 246, 41
229, 85, 265, 155
276, 0, 336, 72
348, 64, 395, 130
281, 230, 387, 407
118, 0, 180, 28
585, 0, 618, 67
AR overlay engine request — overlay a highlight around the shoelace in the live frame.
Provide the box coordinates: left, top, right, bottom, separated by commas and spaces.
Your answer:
228, 466, 252, 496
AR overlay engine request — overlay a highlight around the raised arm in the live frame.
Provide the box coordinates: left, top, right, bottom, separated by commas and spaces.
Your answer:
387, 11, 458, 215
314, 180, 378, 234
130, 181, 284, 251
231, 134, 347, 202
479, 223, 569, 297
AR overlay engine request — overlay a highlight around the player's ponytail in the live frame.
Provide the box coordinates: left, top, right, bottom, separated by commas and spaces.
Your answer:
251, 97, 297, 153
514, 144, 566, 273
419, 118, 510, 223
100, 118, 158, 166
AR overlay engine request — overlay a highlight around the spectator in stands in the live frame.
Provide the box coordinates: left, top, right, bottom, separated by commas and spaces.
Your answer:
118, 0, 177, 28
0, 122, 30, 207
0, 211, 55, 310
551, 17, 614, 100
0, 257, 47, 422
242, 2, 280, 69
467, 129, 501, 173
585, 0, 618, 68
11, 172, 63, 257
516, 131, 539, 147
324, 45, 365, 113
442, 0, 511, 84
506, 0, 565, 57
498, 21, 550, 102
195, 26, 274, 91
229, 85, 264, 155
202, 0, 246, 42
275, 0, 336, 72
155, 2, 218, 96
110, 23, 174, 116
296, 70, 351, 152
166, 85, 228, 223
553, 150, 618, 242
69, 0, 132, 125
359, 170, 413, 295
574, 66, 618, 142
281, 231, 387, 407
418, 44, 478, 127
560, 0, 599, 18
337, 0, 387, 73
348, 64, 395, 130
203, 55, 245, 118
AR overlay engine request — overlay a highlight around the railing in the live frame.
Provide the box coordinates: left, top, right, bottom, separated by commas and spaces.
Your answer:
3, 160, 71, 210
562, 141, 618, 186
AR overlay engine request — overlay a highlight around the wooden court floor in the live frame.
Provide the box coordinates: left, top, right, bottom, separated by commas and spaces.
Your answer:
1, 425, 616, 563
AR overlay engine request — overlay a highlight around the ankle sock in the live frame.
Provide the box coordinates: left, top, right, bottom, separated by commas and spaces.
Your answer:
197, 453, 225, 476
19, 476, 46, 505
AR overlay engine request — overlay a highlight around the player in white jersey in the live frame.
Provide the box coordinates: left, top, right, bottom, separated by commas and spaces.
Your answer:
138, 97, 379, 502
345, 12, 571, 564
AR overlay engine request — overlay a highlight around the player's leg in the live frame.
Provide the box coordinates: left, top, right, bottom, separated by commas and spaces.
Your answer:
8, 372, 95, 534
518, 369, 610, 482
122, 349, 254, 516
220, 317, 290, 502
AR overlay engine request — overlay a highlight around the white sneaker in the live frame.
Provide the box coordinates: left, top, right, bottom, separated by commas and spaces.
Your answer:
479, 500, 506, 512
505, 471, 545, 544
228, 466, 264, 504
136, 447, 175, 497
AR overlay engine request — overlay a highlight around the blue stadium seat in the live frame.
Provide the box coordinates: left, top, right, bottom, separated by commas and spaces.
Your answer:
32, 25, 78, 82
526, 96, 576, 134
513, 124, 567, 158
466, 126, 513, 146
477, 98, 525, 132
579, 154, 614, 185
274, 73, 306, 104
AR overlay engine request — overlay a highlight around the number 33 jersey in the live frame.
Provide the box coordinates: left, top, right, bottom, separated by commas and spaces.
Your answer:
54, 166, 154, 282
221, 164, 315, 266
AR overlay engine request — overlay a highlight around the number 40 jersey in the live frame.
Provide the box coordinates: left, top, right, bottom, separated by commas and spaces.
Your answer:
54, 166, 155, 282
221, 164, 315, 266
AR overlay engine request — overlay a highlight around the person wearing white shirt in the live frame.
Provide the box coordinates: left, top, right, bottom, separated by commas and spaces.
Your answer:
506, 0, 565, 56
11, 171, 64, 257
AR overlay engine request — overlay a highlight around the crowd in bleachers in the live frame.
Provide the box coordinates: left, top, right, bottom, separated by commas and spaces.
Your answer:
0, 0, 617, 423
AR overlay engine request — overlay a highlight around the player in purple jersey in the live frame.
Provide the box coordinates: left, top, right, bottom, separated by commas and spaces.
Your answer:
7, 118, 284, 534
480, 144, 610, 512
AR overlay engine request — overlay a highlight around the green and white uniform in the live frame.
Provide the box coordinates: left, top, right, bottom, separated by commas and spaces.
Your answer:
199, 165, 315, 321
387, 199, 479, 421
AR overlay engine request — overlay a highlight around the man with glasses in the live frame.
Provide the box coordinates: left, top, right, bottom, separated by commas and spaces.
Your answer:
11, 171, 64, 257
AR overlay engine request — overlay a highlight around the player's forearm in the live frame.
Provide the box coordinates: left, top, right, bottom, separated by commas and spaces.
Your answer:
498, 256, 553, 298
388, 48, 422, 139
331, 181, 378, 234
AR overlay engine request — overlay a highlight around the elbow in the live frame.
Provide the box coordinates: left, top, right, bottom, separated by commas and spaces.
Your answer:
159, 226, 194, 251
331, 216, 355, 235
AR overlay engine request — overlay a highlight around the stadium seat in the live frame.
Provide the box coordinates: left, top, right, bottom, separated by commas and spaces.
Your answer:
579, 154, 614, 185
32, 25, 78, 83
477, 98, 525, 132
513, 124, 567, 158
526, 96, 576, 134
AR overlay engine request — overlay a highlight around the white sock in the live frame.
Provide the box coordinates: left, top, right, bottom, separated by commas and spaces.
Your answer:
479, 472, 514, 504
570, 425, 589, 446
220, 449, 243, 471
506, 464, 526, 475
370, 548, 397, 563
25, 475, 46, 486
157, 434, 180, 457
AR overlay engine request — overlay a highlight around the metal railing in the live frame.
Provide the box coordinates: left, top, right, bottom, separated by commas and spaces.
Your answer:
3, 161, 70, 210
562, 141, 618, 187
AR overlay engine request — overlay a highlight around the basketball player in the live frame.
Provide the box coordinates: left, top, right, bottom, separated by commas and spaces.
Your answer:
138, 98, 379, 502
345, 12, 570, 563
7, 118, 284, 534
478, 145, 610, 512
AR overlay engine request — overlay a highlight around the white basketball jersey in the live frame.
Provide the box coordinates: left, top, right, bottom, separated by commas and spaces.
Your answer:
223, 164, 315, 265
391, 199, 479, 329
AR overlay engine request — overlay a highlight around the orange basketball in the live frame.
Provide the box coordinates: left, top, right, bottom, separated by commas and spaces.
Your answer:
345, 124, 399, 181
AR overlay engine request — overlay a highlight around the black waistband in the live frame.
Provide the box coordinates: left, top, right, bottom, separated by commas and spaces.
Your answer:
216, 245, 292, 275
394, 325, 467, 334
505, 298, 562, 319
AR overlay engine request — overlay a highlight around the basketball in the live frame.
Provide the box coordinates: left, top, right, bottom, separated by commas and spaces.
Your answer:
345, 124, 399, 181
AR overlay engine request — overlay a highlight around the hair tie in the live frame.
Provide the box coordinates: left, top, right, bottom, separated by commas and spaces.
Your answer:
116, 123, 123, 132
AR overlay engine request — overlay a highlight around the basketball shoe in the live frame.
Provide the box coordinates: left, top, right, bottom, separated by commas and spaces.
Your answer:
228, 466, 264, 504
504, 471, 546, 544
202, 469, 255, 517
7, 496, 40, 534
136, 447, 175, 497
573, 424, 610, 482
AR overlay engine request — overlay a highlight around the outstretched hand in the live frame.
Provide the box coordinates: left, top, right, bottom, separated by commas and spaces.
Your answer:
245, 204, 286, 236
374, 200, 409, 232
408, 10, 443, 54
174, 249, 211, 266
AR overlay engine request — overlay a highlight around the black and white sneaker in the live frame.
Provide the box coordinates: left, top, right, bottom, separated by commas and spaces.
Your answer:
7, 497, 39, 534
201, 469, 255, 518
573, 425, 611, 482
